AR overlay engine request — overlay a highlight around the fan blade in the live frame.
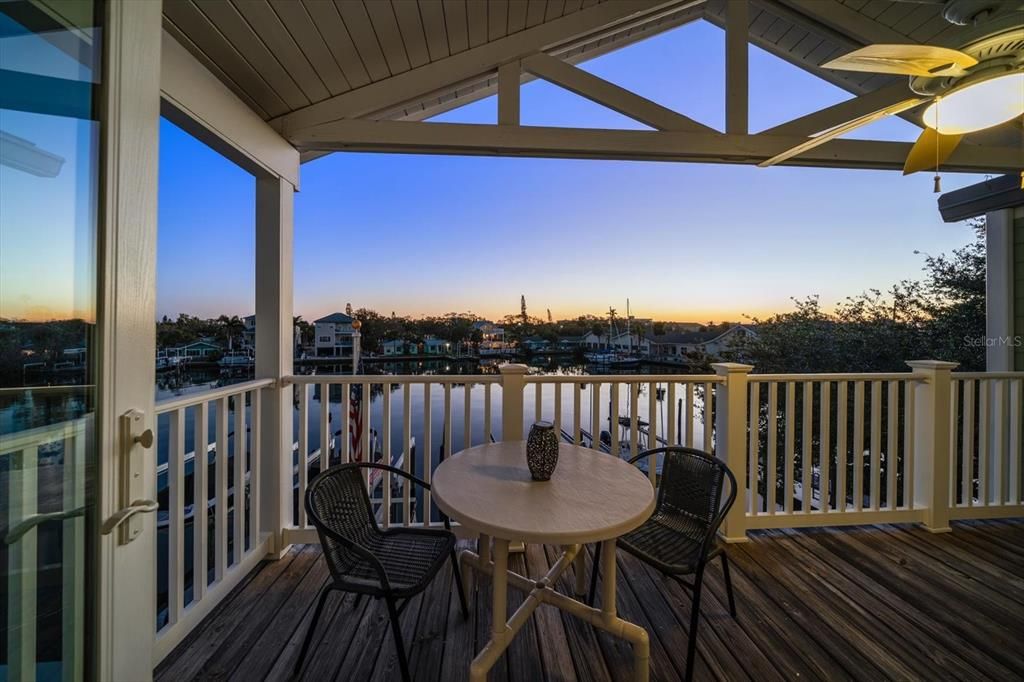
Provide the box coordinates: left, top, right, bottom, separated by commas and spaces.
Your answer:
759, 97, 928, 168
902, 128, 963, 175
823, 45, 978, 77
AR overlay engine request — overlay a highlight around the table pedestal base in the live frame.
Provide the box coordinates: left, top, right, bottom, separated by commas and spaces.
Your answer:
459, 537, 650, 682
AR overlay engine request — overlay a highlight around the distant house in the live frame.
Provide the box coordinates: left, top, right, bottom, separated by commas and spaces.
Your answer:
558, 335, 586, 349
381, 339, 410, 356
650, 325, 756, 359
314, 312, 359, 358
423, 336, 450, 355
522, 336, 549, 352
473, 320, 505, 342
166, 339, 222, 358
241, 314, 256, 350
581, 331, 649, 353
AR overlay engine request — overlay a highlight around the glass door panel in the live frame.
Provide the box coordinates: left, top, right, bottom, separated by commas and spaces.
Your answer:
0, 2, 102, 680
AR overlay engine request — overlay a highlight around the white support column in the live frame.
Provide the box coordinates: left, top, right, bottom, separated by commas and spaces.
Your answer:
713, 363, 753, 542
725, 0, 749, 135
255, 175, 295, 556
907, 360, 958, 532
986, 208, 1015, 371
499, 364, 528, 441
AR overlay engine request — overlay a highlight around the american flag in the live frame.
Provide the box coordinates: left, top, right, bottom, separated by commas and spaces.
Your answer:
349, 383, 363, 462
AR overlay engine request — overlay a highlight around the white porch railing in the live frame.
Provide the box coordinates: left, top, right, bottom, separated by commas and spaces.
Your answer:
1, 418, 87, 682
153, 378, 273, 662
150, 362, 1024, 662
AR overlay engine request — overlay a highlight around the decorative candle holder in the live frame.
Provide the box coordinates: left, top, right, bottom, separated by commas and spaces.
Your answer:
526, 421, 559, 481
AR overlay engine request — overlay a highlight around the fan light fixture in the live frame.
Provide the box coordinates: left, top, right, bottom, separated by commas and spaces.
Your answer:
921, 72, 1024, 134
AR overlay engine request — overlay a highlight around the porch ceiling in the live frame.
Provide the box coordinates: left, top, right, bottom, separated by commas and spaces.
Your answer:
162, 0, 1024, 160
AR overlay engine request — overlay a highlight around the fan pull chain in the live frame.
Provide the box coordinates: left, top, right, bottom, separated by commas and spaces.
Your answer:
933, 98, 941, 194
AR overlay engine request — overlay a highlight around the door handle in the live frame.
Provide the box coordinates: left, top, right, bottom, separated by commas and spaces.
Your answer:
4, 507, 87, 545
101, 500, 159, 536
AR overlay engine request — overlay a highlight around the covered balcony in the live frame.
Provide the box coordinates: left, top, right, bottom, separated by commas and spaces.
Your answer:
1, 1, 1022, 681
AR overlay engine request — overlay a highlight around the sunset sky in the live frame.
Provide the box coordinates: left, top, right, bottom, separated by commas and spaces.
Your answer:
151, 19, 984, 325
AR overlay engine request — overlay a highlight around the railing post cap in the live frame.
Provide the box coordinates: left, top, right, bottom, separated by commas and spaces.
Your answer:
498, 363, 529, 375
711, 362, 754, 375
905, 360, 959, 372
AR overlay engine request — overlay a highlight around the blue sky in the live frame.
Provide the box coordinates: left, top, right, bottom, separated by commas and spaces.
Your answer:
156, 20, 983, 324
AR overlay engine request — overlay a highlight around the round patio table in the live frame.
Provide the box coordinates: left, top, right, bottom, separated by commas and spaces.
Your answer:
432, 441, 656, 682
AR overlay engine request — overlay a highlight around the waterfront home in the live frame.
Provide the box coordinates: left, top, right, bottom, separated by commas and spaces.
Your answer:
381, 339, 411, 356
650, 325, 758, 360
163, 339, 222, 359
313, 312, 359, 358
422, 336, 450, 355
473, 320, 506, 343
582, 330, 651, 354
4, 2, 1022, 681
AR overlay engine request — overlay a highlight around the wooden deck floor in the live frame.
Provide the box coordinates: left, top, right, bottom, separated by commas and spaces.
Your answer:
156, 519, 1024, 681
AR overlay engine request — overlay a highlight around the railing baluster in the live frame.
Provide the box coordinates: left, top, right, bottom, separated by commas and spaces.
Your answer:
950, 379, 960, 505
1010, 379, 1022, 505
484, 382, 492, 443
403, 382, 412, 526
836, 382, 848, 513
905, 380, 915, 509
978, 380, 989, 506
443, 382, 453, 461
591, 382, 602, 451
535, 382, 542, 423
870, 380, 881, 511
886, 381, 897, 510
573, 382, 582, 445
168, 408, 185, 624
992, 379, 1005, 506
647, 381, 657, 483
250, 389, 261, 550
341, 381, 351, 464
685, 383, 694, 448
767, 382, 778, 514
193, 403, 209, 598
297, 385, 309, 527
215, 397, 229, 581
853, 382, 865, 512
8, 443, 39, 680
964, 379, 975, 506
382, 382, 392, 528
233, 394, 246, 560
464, 381, 472, 451
554, 382, 562, 436
748, 381, 759, 515
820, 382, 831, 513
63, 424, 85, 681
801, 382, 812, 513
703, 382, 714, 453
667, 382, 676, 446
610, 382, 620, 457
783, 382, 795, 514
629, 382, 639, 460
319, 382, 330, 474
361, 382, 372, 469
423, 382, 432, 526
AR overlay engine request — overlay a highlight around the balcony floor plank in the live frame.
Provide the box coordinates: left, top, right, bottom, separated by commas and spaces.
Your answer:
155, 520, 1024, 681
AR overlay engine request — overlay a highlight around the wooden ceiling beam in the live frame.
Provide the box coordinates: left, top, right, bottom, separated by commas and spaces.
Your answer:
760, 82, 916, 137
291, 119, 1021, 174
272, 0, 704, 137
521, 52, 713, 132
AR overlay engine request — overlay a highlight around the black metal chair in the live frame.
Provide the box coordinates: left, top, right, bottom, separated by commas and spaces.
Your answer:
294, 463, 468, 681
587, 447, 738, 682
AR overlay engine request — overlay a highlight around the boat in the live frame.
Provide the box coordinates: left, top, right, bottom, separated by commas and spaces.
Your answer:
218, 351, 254, 368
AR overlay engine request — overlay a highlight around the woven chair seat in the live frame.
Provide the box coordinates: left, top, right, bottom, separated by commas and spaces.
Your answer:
330, 527, 455, 597
619, 512, 722, 575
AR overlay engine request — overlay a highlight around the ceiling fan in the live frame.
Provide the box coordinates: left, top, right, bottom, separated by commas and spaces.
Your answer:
758, 0, 1024, 182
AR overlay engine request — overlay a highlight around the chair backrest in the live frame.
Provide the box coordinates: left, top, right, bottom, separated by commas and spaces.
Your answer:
650, 447, 736, 550
305, 464, 380, 578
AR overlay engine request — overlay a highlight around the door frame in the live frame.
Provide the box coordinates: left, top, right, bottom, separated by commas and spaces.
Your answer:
94, 1, 163, 679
